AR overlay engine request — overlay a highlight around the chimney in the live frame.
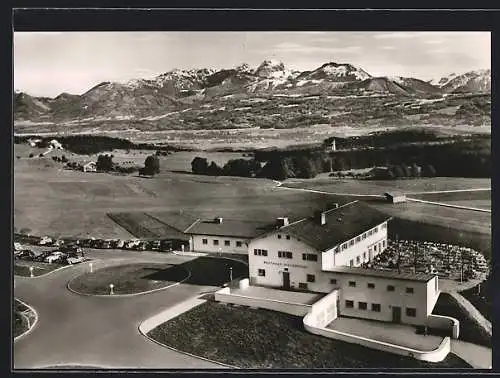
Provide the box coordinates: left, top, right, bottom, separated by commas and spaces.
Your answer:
328, 202, 339, 210
314, 211, 327, 225
276, 217, 289, 227
214, 217, 223, 224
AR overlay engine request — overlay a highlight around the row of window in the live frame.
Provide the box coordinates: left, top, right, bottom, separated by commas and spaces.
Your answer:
348, 241, 386, 267
202, 239, 243, 247
336, 223, 386, 253
278, 251, 293, 259
256, 269, 316, 283
344, 301, 417, 317
348, 280, 414, 293
255, 250, 319, 262
254, 249, 268, 256
277, 234, 291, 240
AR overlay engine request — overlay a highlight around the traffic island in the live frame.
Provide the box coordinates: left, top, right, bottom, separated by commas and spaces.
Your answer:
67, 263, 190, 296
145, 299, 471, 369
14, 262, 67, 277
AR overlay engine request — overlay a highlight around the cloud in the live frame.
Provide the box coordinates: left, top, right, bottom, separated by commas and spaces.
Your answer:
372, 32, 418, 40
381, 46, 397, 50
273, 42, 361, 55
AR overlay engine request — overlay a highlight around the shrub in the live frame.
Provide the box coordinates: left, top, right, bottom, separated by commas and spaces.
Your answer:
28, 153, 34, 158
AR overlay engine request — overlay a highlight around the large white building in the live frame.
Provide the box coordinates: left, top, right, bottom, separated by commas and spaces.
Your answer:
246, 200, 440, 327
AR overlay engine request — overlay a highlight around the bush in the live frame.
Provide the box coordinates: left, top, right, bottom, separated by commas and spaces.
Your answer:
28, 153, 34, 158
143, 155, 160, 176
39, 154, 44, 158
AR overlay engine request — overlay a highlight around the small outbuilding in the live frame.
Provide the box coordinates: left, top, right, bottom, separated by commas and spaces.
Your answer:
384, 192, 407, 204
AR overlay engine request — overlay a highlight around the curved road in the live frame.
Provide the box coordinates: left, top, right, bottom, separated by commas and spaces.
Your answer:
14, 250, 223, 369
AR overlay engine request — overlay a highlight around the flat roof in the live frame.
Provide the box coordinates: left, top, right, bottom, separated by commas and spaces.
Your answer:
280, 201, 392, 252
324, 266, 436, 282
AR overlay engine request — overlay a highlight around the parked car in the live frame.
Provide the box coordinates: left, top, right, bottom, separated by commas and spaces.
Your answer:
53, 239, 65, 247
39, 236, 53, 246
101, 240, 112, 249
135, 242, 147, 251
14, 242, 22, 251
15, 250, 35, 260
45, 252, 67, 264
115, 240, 125, 249
149, 240, 161, 251
67, 256, 85, 265
34, 251, 54, 262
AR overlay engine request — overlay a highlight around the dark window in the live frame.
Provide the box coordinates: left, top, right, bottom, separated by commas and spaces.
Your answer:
356, 256, 360, 264
358, 302, 367, 310
382, 240, 386, 247
406, 308, 417, 317
307, 274, 315, 283
406, 287, 414, 294
278, 251, 292, 259
224, 240, 230, 246
302, 253, 318, 262
343, 243, 348, 249
254, 249, 268, 256
355, 236, 361, 242
387, 285, 395, 292
374, 245, 377, 252
367, 283, 375, 289
286, 235, 290, 240
350, 240, 354, 246
374, 227, 378, 233
363, 252, 366, 260
202, 239, 208, 245
236, 241, 243, 247
349, 281, 356, 287
299, 283, 308, 290
368, 230, 373, 236
349, 259, 354, 267
262, 250, 268, 256
277, 234, 282, 239
213, 240, 219, 246
345, 300, 354, 308
258, 269, 265, 277
330, 278, 337, 284
372, 303, 381, 312
362, 233, 367, 239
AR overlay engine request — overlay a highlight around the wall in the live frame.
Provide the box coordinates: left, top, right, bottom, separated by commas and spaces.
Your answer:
248, 234, 325, 291
426, 277, 441, 316
303, 314, 451, 363
191, 234, 249, 254
214, 287, 312, 316
427, 314, 460, 339
330, 273, 429, 326
306, 290, 339, 327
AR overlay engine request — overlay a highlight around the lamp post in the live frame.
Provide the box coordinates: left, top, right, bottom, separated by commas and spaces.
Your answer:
109, 283, 114, 295
229, 267, 233, 283
89, 262, 93, 273
29, 266, 34, 278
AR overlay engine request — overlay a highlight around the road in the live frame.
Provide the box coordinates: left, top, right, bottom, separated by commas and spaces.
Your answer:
14, 250, 223, 369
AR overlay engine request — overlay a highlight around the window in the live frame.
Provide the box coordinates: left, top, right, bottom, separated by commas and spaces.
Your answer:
349, 281, 356, 287
254, 249, 268, 256
387, 285, 395, 292
382, 240, 386, 248
356, 256, 360, 264
363, 252, 366, 260
213, 239, 219, 246
358, 302, 367, 310
406, 308, 417, 317
406, 287, 414, 294
367, 283, 375, 289
277, 234, 282, 239
278, 251, 292, 259
374, 245, 377, 252
307, 274, 315, 283
330, 278, 337, 284
202, 239, 208, 245
334, 247, 339, 254
368, 230, 373, 236
342, 243, 348, 250
302, 253, 318, 262
362, 233, 367, 240
224, 240, 230, 246
236, 241, 243, 247
345, 300, 354, 308
258, 269, 266, 277
286, 235, 290, 240
371, 303, 381, 312
349, 240, 354, 246
299, 283, 308, 290
374, 227, 378, 233
355, 236, 361, 242
349, 259, 354, 267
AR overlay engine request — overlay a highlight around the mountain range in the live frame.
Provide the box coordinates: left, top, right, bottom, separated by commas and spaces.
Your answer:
14, 60, 491, 132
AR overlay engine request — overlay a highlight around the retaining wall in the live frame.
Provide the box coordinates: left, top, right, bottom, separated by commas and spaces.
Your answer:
214, 287, 311, 316
427, 314, 460, 339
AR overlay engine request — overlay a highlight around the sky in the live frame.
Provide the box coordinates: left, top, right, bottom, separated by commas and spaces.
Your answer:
14, 31, 491, 97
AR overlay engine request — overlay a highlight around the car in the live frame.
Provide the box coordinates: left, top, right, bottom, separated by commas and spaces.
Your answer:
15, 250, 35, 260
115, 240, 125, 249
149, 240, 161, 251
14, 242, 22, 251
34, 251, 54, 262
45, 252, 67, 264
67, 256, 85, 265
39, 236, 53, 246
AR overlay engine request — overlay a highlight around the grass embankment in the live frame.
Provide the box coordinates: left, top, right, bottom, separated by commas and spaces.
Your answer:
432, 292, 491, 347
460, 277, 491, 322
68, 257, 248, 295
147, 300, 470, 369
13, 299, 35, 338
14, 262, 65, 277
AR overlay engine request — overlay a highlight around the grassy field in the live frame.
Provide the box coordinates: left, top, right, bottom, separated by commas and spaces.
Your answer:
106, 212, 186, 239
14, 261, 65, 277
68, 257, 248, 294
147, 300, 470, 369
432, 293, 491, 347
67, 263, 189, 295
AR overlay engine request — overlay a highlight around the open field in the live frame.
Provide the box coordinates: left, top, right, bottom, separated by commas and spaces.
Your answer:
283, 177, 491, 195
106, 212, 187, 239
147, 300, 470, 369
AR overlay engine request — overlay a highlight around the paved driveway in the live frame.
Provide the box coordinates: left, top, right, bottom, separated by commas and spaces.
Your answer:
14, 251, 224, 369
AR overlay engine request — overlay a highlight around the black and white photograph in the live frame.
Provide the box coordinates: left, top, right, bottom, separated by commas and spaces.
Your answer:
13, 28, 491, 370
